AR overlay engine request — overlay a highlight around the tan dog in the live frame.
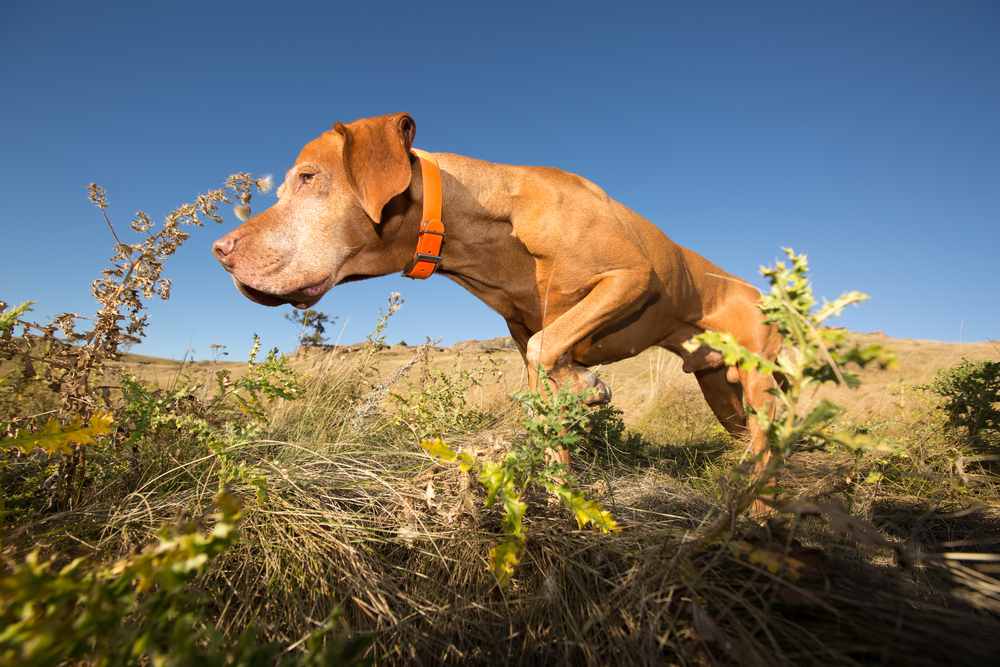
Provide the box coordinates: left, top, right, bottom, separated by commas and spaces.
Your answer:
212, 112, 782, 480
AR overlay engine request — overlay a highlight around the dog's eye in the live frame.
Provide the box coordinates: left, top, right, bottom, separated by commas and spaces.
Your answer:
299, 171, 316, 185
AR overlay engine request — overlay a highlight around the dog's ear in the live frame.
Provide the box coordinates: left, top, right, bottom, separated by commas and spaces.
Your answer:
334, 113, 416, 224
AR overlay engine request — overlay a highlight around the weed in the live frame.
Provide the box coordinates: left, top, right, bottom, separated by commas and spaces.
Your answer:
0, 174, 270, 508
1, 176, 368, 663
686, 248, 899, 527
392, 363, 496, 440
421, 375, 617, 584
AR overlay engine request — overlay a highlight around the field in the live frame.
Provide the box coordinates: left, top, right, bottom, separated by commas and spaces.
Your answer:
2, 181, 999, 665
5, 321, 1000, 665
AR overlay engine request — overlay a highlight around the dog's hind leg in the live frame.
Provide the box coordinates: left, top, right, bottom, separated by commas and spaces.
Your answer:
738, 367, 779, 516
694, 366, 746, 438
674, 310, 781, 516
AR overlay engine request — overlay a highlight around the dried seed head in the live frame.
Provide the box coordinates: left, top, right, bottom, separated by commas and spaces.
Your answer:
387, 291, 404, 316
87, 183, 108, 210
130, 211, 152, 233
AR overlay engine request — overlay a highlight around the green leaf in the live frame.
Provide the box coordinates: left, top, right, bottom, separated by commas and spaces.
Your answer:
479, 462, 507, 507
684, 331, 777, 374
825, 430, 903, 456
798, 400, 842, 432
814, 291, 869, 323
0, 300, 33, 334
501, 493, 527, 538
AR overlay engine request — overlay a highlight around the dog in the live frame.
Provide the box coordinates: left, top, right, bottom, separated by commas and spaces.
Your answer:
212, 112, 782, 488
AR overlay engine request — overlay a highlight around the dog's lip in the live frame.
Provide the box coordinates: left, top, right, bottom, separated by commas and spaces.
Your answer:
298, 278, 329, 298
233, 277, 287, 307
232, 274, 331, 309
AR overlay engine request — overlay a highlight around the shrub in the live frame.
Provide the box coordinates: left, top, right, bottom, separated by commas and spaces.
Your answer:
392, 363, 497, 439
0, 174, 271, 508
1, 175, 368, 663
926, 358, 1000, 446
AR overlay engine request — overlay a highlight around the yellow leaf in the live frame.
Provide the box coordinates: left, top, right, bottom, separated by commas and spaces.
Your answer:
864, 471, 884, 484
88, 411, 115, 436
0, 411, 114, 454
553, 485, 618, 532
729, 540, 805, 579
457, 451, 476, 473
419, 437, 457, 463
488, 537, 524, 586
573, 499, 618, 532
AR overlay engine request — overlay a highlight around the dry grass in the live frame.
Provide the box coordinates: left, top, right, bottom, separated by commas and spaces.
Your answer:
119, 332, 999, 419
15, 333, 992, 665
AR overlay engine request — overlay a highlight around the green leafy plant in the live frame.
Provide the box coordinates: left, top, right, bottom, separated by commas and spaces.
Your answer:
119, 335, 302, 503
684, 248, 898, 524
421, 376, 617, 585
926, 359, 1000, 447
0, 175, 270, 508
0, 492, 367, 667
0, 301, 33, 336
0, 173, 379, 663
219, 334, 304, 422
392, 365, 496, 439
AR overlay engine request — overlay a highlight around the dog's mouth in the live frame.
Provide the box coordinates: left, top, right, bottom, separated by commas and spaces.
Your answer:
232, 276, 329, 310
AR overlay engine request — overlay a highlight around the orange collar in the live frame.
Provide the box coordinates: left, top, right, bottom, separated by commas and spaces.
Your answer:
402, 149, 444, 279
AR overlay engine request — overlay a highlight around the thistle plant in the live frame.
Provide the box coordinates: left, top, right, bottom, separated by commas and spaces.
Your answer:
685, 248, 898, 527
926, 359, 1000, 447
0, 174, 271, 508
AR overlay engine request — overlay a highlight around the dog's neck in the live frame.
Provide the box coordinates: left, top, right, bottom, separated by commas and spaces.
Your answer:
342, 153, 526, 316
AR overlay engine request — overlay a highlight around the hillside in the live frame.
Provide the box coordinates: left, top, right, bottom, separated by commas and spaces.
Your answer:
121, 332, 999, 424
6, 328, 998, 664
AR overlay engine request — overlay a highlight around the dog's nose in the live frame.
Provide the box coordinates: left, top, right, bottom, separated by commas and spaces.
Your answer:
212, 236, 237, 264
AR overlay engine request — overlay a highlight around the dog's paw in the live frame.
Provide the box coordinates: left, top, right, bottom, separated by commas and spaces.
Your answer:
582, 373, 612, 406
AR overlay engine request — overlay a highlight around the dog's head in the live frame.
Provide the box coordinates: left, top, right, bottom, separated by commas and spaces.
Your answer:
212, 112, 417, 308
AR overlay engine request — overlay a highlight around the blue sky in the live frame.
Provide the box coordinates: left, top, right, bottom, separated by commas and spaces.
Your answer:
1, 1, 997, 359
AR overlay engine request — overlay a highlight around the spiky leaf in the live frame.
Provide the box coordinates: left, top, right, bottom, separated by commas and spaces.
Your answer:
0, 412, 114, 454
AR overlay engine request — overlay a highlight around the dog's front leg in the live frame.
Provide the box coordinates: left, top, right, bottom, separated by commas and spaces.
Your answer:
523, 268, 653, 469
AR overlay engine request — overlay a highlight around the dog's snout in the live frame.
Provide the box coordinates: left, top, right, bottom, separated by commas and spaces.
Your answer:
213, 236, 237, 264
